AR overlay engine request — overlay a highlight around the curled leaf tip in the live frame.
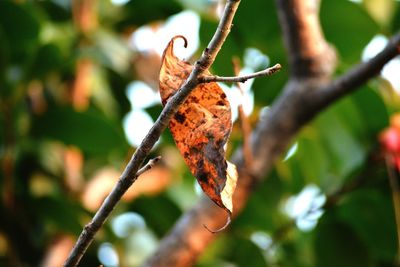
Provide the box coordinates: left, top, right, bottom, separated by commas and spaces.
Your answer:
161, 35, 189, 65
172, 35, 188, 48
203, 210, 231, 234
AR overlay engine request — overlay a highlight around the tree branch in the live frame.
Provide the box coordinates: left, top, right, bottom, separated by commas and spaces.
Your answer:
198, 64, 281, 83
135, 156, 162, 179
275, 0, 336, 78
63, 0, 242, 266
145, 24, 400, 267
313, 33, 400, 108
64, 157, 161, 266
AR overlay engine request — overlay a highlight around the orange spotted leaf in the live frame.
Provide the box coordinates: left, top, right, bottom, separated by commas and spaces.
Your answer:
159, 35, 238, 232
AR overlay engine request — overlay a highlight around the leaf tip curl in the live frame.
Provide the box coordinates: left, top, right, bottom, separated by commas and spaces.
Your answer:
203, 209, 231, 234
203, 162, 238, 234
172, 35, 188, 48
162, 35, 188, 62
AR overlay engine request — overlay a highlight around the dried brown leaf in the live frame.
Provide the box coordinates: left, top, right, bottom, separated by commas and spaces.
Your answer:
159, 35, 238, 232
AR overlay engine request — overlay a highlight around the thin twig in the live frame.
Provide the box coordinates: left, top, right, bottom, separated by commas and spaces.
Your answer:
232, 57, 253, 168
64, 156, 161, 266
63, 0, 244, 266
199, 64, 281, 83
385, 156, 400, 263
135, 156, 162, 179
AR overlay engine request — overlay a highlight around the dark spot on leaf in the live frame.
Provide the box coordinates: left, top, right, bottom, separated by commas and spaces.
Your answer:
205, 132, 214, 139
217, 100, 225, 106
197, 171, 208, 183
221, 93, 227, 99
189, 96, 199, 103
174, 112, 186, 124
196, 158, 208, 182
216, 139, 223, 147
184, 152, 189, 158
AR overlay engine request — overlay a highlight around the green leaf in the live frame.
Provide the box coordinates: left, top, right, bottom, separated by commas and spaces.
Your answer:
37, 1, 71, 22
0, 114, 3, 148
234, 0, 281, 51
33, 196, 85, 234
392, 2, 400, 34
331, 97, 365, 141
279, 231, 315, 267
314, 216, 371, 267
314, 103, 366, 186
228, 237, 268, 267
107, 69, 132, 117
285, 107, 366, 193
145, 104, 163, 122
337, 189, 397, 261
290, 133, 330, 189
199, 0, 286, 102
363, 0, 396, 30
31, 106, 128, 154
351, 87, 389, 136
320, 0, 380, 63
199, 18, 244, 75
233, 0, 285, 62
252, 66, 288, 105
85, 30, 132, 75
284, 88, 386, 194
234, 171, 285, 232
0, 28, 9, 76
127, 194, 182, 237
0, 1, 40, 62
29, 43, 64, 79
116, 0, 182, 29
199, 0, 286, 105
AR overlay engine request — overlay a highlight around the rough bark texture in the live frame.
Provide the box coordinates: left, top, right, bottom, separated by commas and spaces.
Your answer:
144, 0, 400, 266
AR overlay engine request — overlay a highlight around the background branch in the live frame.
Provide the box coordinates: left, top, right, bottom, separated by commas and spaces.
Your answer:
144, 0, 400, 264
275, 0, 336, 78
63, 0, 242, 266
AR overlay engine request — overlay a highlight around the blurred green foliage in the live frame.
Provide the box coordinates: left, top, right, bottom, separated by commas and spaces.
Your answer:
0, 0, 399, 266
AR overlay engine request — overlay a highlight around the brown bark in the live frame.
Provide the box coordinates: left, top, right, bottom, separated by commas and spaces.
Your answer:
275, 0, 336, 78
